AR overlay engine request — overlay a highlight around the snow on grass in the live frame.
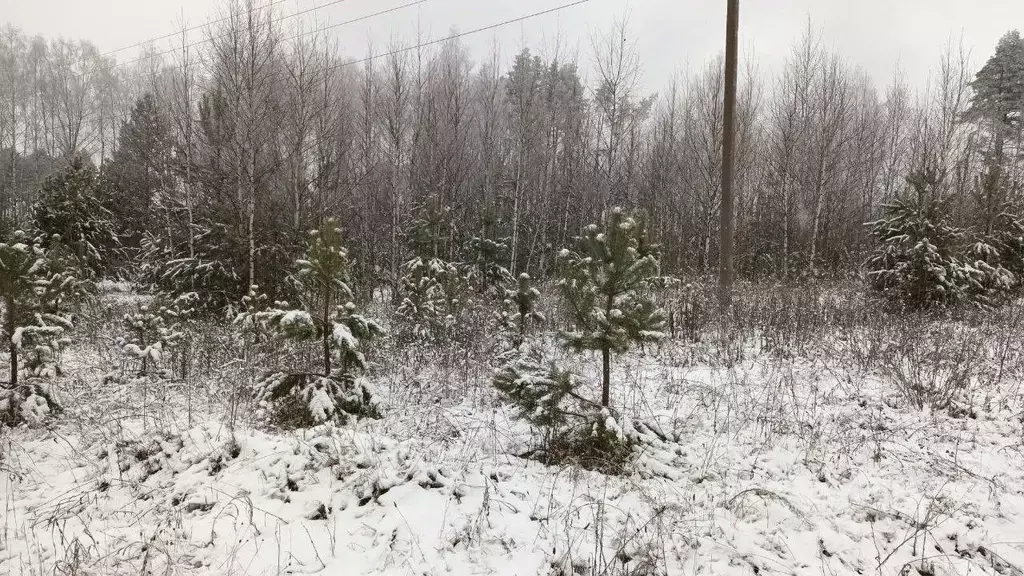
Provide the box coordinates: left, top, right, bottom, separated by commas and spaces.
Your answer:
4, 310, 1024, 575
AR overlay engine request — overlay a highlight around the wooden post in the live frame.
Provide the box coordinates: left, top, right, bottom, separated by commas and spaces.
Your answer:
719, 0, 739, 309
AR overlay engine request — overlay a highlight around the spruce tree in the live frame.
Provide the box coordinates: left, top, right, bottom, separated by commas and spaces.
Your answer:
243, 220, 383, 428
103, 92, 176, 251
558, 208, 665, 407
867, 165, 968, 309
33, 158, 119, 277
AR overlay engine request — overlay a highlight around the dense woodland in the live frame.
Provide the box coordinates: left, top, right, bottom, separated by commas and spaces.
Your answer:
0, 2, 1021, 302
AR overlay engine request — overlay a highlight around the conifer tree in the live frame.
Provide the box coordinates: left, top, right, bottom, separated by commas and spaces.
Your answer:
965, 31, 1024, 237
0, 232, 82, 425
499, 272, 545, 348
103, 92, 176, 250
243, 220, 383, 428
466, 235, 512, 295
396, 198, 470, 342
867, 165, 968, 309
119, 292, 196, 376
33, 158, 119, 277
557, 208, 665, 407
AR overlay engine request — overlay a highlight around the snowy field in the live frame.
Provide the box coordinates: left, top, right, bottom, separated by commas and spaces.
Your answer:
4, 284, 1024, 576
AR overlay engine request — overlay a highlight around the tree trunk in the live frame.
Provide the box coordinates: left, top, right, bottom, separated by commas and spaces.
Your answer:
248, 154, 257, 290
322, 329, 332, 377
809, 171, 825, 275
601, 346, 610, 408
782, 181, 790, 279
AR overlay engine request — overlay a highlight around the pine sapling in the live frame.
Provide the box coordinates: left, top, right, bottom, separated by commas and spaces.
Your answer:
499, 272, 545, 349
242, 220, 384, 428
0, 232, 83, 426
557, 208, 666, 407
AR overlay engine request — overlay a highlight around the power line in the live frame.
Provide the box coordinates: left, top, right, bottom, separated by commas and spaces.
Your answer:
63, 0, 589, 150
281, 0, 426, 43
110, 0, 372, 72
331, 0, 590, 72
98, 0, 291, 58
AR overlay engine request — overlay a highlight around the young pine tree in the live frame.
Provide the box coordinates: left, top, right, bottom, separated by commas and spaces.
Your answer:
499, 273, 545, 349
0, 233, 82, 425
465, 235, 512, 296
558, 208, 665, 407
396, 199, 469, 342
244, 220, 383, 428
119, 293, 196, 377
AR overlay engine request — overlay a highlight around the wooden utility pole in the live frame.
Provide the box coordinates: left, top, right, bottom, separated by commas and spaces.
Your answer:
719, 0, 739, 308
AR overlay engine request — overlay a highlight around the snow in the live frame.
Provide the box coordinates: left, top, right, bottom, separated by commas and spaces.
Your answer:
280, 309, 314, 330
8, 294, 1024, 575
332, 322, 357, 351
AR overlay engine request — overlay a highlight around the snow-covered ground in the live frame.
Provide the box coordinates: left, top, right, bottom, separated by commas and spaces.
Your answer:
4, 294, 1024, 575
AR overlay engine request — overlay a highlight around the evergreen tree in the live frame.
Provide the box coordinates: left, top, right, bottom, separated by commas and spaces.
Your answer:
119, 292, 196, 377
557, 208, 665, 407
965, 31, 1024, 152
0, 232, 82, 425
139, 223, 246, 313
493, 347, 580, 430
103, 92, 176, 250
33, 158, 119, 277
242, 220, 383, 428
396, 198, 471, 342
396, 256, 467, 342
499, 272, 545, 349
465, 235, 512, 296
492, 343, 632, 472
965, 31, 1024, 236
867, 165, 968, 309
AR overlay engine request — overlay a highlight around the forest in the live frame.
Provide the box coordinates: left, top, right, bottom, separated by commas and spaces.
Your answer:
3, 1, 1024, 575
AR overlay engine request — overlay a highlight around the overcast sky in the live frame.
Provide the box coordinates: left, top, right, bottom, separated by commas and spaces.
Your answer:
6, 0, 1024, 93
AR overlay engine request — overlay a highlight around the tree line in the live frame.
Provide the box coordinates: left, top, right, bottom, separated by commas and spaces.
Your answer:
0, 3, 1022, 303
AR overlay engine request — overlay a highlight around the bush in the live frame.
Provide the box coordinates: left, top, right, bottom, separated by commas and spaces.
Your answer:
880, 324, 981, 412
0, 381, 62, 427
255, 373, 379, 429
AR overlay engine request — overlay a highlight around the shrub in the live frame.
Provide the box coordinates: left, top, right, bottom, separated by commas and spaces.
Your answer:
880, 324, 981, 412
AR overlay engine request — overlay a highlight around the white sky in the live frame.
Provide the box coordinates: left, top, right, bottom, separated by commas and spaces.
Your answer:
6, 0, 1024, 93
